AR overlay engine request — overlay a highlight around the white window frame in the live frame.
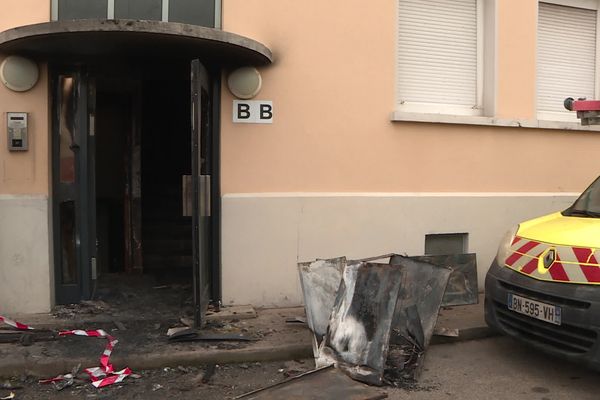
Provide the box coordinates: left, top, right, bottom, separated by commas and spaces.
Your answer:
395, 0, 485, 117
162, 0, 169, 21
51, 0, 59, 20
536, 0, 600, 122
107, 0, 115, 19
214, 0, 222, 29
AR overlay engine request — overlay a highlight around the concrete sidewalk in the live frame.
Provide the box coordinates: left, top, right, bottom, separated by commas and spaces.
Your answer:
0, 295, 493, 378
433, 294, 495, 344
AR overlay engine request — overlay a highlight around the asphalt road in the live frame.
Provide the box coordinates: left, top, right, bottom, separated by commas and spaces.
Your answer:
387, 336, 600, 400
6, 335, 599, 399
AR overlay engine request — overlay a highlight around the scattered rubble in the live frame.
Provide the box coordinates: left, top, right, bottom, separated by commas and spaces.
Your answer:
236, 253, 460, 398
0, 382, 22, 391
53, 300, 111, 319
235, 365, 387, 399
0, 260, 478, 398
166, 327, 255, 343
199, 364, 216, 384
0, 362, 313, 399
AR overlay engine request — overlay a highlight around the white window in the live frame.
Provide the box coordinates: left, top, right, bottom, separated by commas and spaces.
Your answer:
537, 1, 599, 121
396, 0, 484, 116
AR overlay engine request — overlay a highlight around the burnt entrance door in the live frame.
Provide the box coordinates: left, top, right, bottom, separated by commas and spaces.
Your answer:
52, 69, 97, 304
191, 60, 212, 327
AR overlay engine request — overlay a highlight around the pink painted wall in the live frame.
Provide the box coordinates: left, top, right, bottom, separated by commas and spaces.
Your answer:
221, 0, 600, 194
0, 0, 49, 32
0, 0, 50, 195
496, 0, 537, 119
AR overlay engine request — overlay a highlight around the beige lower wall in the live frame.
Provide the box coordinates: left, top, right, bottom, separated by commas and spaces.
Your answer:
222, 193, 578, 307
0, 195, 52, 314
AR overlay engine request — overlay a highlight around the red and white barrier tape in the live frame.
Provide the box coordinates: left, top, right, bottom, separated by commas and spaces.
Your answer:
0, 315, 134, 388
54, 329, 133, 388
0, 315, 34, 331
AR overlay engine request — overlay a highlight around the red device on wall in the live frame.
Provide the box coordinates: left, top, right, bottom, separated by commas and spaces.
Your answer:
564, 97, 600, 125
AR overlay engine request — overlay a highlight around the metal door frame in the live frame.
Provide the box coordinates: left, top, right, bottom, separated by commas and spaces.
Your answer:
51, 65, 96, 304
191, 59, 213, 327
50, 60, 222, 312
209, 72, 222, 304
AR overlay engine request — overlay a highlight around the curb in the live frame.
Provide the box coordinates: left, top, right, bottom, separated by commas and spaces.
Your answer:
430, 326, 498, 345
0, 326, 495, 378
119, 343, 314, 371
0, 343, 313, 378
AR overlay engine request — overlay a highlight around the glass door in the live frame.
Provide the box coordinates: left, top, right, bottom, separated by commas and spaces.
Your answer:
52, 68, 96, 304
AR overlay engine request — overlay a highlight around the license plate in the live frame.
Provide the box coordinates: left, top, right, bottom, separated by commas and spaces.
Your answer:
507, 293, 561, 325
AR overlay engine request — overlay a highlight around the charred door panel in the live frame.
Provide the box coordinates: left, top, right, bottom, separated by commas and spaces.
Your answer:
52, 69, 95, 304
191, 59, 212, 328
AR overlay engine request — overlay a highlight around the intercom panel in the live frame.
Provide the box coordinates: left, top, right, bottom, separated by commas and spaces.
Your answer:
7, 112, 28, 151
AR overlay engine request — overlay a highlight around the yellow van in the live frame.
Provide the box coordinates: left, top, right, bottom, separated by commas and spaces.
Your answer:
485, 176, 600, 368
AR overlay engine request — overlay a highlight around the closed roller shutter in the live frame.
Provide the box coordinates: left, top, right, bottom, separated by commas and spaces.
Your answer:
538, 2, 597, 115
397, 0, 478, 107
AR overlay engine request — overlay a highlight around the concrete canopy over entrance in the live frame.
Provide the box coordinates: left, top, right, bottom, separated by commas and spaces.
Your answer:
0, 19, 272, 65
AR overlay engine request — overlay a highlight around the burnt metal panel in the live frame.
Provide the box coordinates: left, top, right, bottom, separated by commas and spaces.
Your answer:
298, 257, 346, 358
302, 256, 452, 386
317, 262, 405, 386
386, 255, 452, 383
299, 254, 454, 386
404, 253, 478, 306
235, 366, 387, 400
354, 253, 477, 306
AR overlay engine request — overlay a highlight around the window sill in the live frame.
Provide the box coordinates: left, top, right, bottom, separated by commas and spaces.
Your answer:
390, 111, 600, 132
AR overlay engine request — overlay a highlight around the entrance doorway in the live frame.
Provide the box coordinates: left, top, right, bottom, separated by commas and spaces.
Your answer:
51, 60, 217, 327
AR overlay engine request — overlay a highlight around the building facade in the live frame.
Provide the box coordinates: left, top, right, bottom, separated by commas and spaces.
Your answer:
0, 0, 597, 314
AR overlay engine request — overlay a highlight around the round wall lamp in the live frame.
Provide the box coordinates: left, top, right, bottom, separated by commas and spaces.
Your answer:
227, 67, 262, 99
0, 55, 39, 92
